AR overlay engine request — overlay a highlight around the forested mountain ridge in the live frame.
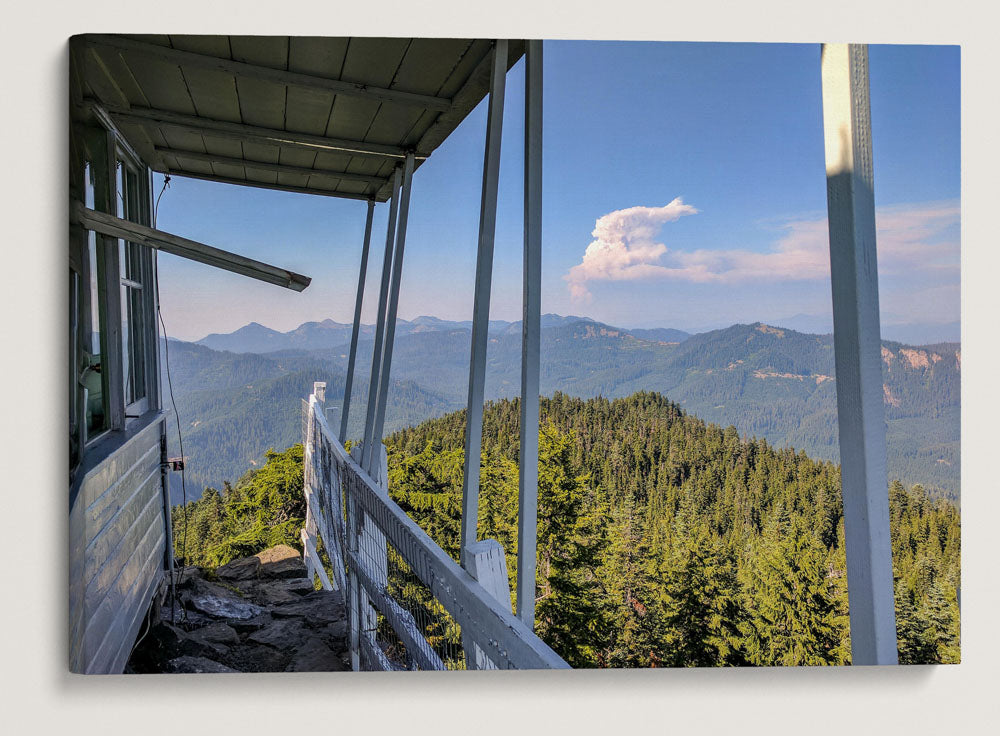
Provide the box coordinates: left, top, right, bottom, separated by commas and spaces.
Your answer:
173, 391, 960, 667
384, 392, 960, 666
163, 317, 959, 498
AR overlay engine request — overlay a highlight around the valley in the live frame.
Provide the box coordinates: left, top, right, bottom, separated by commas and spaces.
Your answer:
161, 315, 960, 503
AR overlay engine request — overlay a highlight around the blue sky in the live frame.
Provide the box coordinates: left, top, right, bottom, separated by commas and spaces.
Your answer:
153, 41, 960, 342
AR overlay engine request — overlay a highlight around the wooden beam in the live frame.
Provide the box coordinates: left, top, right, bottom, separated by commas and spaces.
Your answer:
84, 34, 453, 112
158, 170, 378, 202
97, 102, 415, 160
821, 43, 898, 666
155, 147, 389, 186
460, 41, 508, 566
73, 202, 311, 291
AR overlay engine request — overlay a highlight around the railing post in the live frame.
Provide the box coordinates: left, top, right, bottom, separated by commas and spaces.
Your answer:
460, 39, 508, 568
463, 539, 514, 669
345, 479, 362, 671
821, 43, 898, 666
340, 199, 376, 442
517, 38, 543, 628
349, 442, 389, 665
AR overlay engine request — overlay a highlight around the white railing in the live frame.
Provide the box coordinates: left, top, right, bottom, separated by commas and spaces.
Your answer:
301, 391, 569, 671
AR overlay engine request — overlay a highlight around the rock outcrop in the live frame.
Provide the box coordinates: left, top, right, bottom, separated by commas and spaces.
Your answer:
127, 545, 349, 674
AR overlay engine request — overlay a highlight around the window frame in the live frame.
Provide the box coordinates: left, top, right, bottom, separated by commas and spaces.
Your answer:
72, 121, 161, 480
114, 148, 155, 420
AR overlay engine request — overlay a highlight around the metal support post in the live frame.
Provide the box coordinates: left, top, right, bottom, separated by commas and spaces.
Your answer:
821, 43, 897, 666
368, 152, 416, 476
362, 168, 402, 471
516, 39, 543, 627
341, 199, 376, 442
460, 40, 508, 567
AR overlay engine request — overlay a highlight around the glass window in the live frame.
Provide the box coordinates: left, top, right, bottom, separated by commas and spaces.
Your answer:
83, 161, 107, 439
116, 159, 149, 415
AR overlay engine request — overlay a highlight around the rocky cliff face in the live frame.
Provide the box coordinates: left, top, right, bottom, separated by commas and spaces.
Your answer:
127, 545, 349, 674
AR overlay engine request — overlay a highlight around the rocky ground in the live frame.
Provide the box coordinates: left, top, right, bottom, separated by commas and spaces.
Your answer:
127, 545, 350, 674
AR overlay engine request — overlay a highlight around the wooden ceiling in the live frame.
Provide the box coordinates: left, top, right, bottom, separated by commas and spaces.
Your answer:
73, 35, 524, 202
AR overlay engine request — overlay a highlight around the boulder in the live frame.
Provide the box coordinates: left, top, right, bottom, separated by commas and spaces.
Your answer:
215, 555, 261, 582
146, 623, 225, 661
318, 620, 348, 646
221, 643, 288, 673
195, 622, 240, 646
228, 612, 273, 634
188, 592, 265, 621
256, 545, 308, 580
247, 618, 311, 651
285, 578, 317, 596
178, 577, 265, 621
173, 566, 205, 586
246, 580, 305, 607
167, 656, 238, 674
286, 636, 348, 672
271, 591, 345, 627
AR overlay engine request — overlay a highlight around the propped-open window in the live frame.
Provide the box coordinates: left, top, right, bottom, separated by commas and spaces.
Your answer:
115, 154, 153, 417
82, 161, 108, 439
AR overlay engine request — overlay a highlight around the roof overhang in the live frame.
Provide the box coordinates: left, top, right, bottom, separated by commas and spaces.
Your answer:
71, 35, 525, 202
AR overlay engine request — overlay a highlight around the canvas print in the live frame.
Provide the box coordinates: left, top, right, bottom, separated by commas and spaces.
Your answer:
67, 36, 959, 674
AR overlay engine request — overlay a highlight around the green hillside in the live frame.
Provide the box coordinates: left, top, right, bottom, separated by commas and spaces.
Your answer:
164, 318, 960, 497
385, 392, 960, 666
173, 392, 960, 666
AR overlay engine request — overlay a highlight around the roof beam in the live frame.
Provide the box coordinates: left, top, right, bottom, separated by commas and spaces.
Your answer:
96, 102, 414, 160
155, 147, 389, 186
72, 201, 311, 291
84, 35, 453, 112
160, 170, 379, 202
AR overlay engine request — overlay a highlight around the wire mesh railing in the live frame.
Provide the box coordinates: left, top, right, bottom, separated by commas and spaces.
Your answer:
301, 390, 568, 671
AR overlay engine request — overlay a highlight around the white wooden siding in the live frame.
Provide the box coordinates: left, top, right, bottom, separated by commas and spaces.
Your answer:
69, 417, 167, 674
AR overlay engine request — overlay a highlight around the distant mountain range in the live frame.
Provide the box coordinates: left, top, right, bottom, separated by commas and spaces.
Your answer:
196, 314, 689, 354
164, 315, 960, 503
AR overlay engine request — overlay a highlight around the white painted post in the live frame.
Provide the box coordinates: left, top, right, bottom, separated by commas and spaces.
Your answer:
341, 199, 376, 442
362, 168, 402, 473
345, 483, 362, 671
460, 40, 508, 567
517, 39, 543, 628
369, 151, 416, 476
312, 381, 326, 407
349, 443, 389, 645
463, 539, 514, 669
821, 43, 898, 666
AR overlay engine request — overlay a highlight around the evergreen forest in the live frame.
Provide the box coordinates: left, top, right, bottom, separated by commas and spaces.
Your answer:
173, 391, 960, 667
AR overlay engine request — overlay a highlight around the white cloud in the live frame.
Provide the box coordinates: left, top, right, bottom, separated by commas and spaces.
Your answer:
564, 199, 699, 302
565, 199, 959, 302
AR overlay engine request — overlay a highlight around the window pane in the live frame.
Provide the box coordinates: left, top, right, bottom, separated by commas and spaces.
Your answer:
117, 158, 148, 410
83, 162, 107, 438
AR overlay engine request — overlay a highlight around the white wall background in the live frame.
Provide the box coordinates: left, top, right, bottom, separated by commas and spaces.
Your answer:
4, 1, 996, 733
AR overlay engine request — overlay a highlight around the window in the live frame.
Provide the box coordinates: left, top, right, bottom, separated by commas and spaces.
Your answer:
82, 161, 108, 439
115, 156, 152, 417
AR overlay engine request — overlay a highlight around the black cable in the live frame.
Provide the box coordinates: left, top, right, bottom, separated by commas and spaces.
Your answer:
152, 175, 189, 621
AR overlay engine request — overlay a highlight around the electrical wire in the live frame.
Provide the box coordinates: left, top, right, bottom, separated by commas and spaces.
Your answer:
152, 174, 189, 623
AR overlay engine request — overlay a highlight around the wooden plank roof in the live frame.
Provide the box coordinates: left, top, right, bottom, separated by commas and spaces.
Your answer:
73, 35, 524, 202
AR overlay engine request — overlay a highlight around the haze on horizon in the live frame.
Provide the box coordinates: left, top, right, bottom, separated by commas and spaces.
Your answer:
152, 42, 959, 344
